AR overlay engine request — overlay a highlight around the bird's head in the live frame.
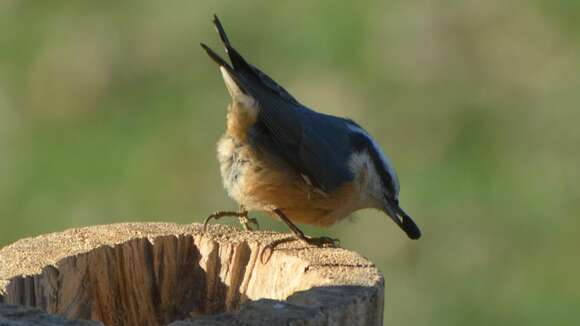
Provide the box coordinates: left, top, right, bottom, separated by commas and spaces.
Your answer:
347, 123, 421, 240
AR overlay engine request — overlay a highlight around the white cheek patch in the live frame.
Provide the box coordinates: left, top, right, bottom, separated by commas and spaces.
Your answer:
346, 123, 400, 195
348, 150, 384, 208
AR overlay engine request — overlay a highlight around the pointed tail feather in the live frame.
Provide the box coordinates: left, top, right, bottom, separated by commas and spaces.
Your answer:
212, 15, 231, 47
210, 15, 254, 73
202, 15, 253, 85
200, 42, 248, 98
200, 43, 231, 69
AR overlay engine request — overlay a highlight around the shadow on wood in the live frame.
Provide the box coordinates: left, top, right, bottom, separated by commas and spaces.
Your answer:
0, 223, 384, 326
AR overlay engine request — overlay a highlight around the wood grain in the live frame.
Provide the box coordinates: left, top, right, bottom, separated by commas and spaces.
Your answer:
0, 223, 384, 326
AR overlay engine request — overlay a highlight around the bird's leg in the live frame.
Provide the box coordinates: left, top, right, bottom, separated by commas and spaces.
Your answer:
203, 210, 241, 231
237, 205, 259, 231
272, 208, 339, 248
203, 206, 259, 231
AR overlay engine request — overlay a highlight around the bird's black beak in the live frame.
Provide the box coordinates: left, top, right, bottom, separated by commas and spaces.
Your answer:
393, 213, 421, 240
384, 201, 421, 240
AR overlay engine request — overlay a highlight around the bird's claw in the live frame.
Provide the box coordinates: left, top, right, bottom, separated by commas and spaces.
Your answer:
203, 210, 258, 232
303, 236, 340, 248
260, 235, 340, 264
239, 216, 259, 231
203, 212, 220, 232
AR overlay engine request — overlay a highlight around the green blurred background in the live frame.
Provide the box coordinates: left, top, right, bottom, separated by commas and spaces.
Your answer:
1, 0, 579, 324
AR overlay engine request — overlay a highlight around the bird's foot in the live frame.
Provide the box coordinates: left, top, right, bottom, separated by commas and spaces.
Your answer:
203, 209, 257, 232
203, 210, 244, 231
239, 214, 259, 231
302, 236, 340, 248
260, 235, 340, 264
270, 208, 339, 248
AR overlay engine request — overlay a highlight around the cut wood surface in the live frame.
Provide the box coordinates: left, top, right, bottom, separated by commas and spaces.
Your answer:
0, 223, 384, 326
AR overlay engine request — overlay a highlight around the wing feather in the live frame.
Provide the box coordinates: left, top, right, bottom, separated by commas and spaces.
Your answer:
202, 16, 354, 192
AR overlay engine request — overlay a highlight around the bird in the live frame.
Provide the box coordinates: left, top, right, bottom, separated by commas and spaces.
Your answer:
201, 15, 421, 247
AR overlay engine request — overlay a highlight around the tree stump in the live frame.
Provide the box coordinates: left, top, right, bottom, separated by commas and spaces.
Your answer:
0, 223, 384, 326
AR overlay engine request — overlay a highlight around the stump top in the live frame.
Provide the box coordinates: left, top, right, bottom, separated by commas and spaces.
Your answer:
0, 223, 384, 325
0, 223, 379, 287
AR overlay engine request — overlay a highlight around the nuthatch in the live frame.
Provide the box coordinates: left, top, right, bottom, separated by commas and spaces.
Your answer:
201, 15, 421, 246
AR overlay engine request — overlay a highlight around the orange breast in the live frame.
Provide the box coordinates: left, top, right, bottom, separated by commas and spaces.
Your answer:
238, 148, 359, 226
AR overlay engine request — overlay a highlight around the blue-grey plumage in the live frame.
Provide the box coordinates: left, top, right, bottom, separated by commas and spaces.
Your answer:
201, 15, 421, 240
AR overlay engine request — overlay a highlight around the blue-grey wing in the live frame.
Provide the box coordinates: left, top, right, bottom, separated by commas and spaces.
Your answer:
248, 102, 355, 192
202, 16, 354, 192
